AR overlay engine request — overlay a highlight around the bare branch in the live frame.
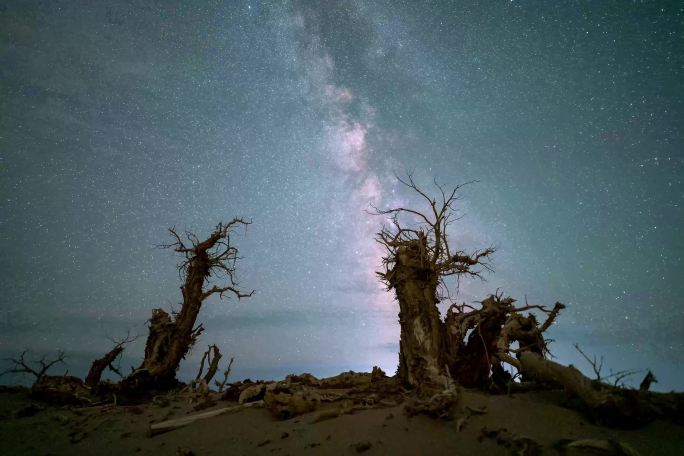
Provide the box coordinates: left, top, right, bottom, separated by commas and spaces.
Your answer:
194, 344, 223, 385
372, 174, 495, 295
201, 285, 254, 301
1, 350, 66, 382
574, 343, 604, 381
607, 368, 645, 388
539, 302, 566, 333
215, 357, 234, 393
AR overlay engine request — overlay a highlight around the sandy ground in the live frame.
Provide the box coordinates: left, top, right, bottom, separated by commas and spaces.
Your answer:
1, 387, 682, 455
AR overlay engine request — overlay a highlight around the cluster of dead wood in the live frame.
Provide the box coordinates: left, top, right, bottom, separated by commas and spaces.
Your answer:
121, 218, 253, 393
150, 367, 403, 435
2, 219, 252, 406
370, 174, 684, 428
3, 176, 683, 433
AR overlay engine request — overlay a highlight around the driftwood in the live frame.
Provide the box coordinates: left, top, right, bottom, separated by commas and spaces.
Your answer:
148, 400, 264, 436
256, 370, 403, 421
31, 375, 91, 405
478, 427, 542, 456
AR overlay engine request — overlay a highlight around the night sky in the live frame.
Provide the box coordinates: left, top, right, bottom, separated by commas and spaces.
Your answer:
1, 1, 682, 391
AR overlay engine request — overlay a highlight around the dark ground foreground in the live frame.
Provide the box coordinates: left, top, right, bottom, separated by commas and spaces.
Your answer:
1, 384, 683, 456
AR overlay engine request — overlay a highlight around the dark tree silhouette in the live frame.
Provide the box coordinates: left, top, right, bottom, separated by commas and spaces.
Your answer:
372, 174, 571, 392
1, 350, 66, 384
123, 218, 253, 391
371, 174, 496, 390
372, 174, 684, 428
85, 332, 138, 387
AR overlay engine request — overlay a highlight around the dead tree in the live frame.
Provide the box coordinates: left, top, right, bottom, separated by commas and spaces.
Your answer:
0, 350, 92, 404
499, 351, 684, 428
372, 175, 571, 393
373, 174, 684, 427
572, 343, 644, 387
215, 357, 234, 392
1, 350, 66, 384
122, 218, 253, 391
372, 174, 495, 390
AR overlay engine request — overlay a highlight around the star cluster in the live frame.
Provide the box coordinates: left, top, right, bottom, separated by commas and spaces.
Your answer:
1, 1, 682, 390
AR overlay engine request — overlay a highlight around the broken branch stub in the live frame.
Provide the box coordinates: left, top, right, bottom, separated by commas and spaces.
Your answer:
86, 332, 137, 388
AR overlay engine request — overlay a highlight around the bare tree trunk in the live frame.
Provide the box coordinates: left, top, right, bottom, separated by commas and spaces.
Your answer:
372, 175, 495, 392
137, 252, 210, 387
390, 238, 446, 390
122, 219, 252, 392
86, 333, 137, 388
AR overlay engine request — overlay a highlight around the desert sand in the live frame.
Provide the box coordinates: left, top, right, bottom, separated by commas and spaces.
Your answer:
1, 381, 683, 456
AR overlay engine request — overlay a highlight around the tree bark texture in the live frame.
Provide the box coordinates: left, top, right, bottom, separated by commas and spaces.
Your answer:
122, 219, 251, 392
85, 344, 124, 387
390, 238, 445, 389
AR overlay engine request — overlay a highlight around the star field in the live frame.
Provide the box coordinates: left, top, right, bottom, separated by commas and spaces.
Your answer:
1, 1, 682, 390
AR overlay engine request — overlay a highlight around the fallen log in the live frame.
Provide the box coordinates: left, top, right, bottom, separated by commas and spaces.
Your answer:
502, 351, 684, 428
148, 400, 263, 436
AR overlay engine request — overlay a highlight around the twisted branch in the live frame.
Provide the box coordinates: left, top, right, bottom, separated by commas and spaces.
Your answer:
1, 350, 66, 382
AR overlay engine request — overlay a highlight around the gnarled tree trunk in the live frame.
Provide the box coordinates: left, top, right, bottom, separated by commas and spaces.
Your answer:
373, 175, 495, 391
122, 219, 252, 392
138, 250, 210, 387
449, 296, 513, 388
390, 237, 445, 389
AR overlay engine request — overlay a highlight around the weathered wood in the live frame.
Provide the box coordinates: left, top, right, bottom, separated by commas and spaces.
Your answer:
148, 400, 263, 436
517, 352, 605, 406
122, 219, 253, 391
371, 176, 496, 391
391, 237, 445, 390
86, 345, 123, 387
198, 345, 222, 384
514, 352, 665, 428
